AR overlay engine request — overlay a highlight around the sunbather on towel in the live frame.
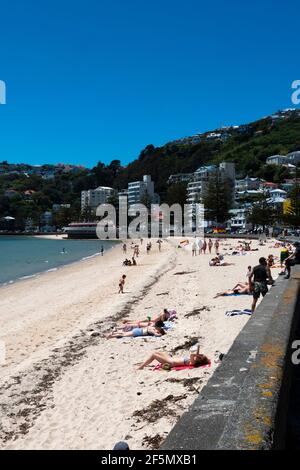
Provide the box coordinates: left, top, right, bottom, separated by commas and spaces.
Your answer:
123, 308, 176, 326
106, 324, 166, 339
116, 320, 165, 332
209, 257, 234, 266
214, 282, 250, 298
136, 349, 209, 370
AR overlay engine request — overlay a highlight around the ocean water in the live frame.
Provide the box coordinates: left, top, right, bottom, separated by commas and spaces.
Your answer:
0, 236, 119, 286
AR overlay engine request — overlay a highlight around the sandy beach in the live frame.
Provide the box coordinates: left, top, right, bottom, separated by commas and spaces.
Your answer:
0, 237, 283, 450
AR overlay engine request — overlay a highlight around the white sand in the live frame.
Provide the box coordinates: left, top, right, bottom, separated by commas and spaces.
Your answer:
0, 238, 282, 450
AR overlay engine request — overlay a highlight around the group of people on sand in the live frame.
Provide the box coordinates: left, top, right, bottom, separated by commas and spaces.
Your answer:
106, 306, 210, 370
213, 240, 300, 312
122, 257, 137, 266
114, 237, 300, 373
191, 238, 217, 256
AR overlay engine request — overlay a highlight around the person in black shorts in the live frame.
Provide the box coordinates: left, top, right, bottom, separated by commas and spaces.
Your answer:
249, 257, 269, 312
284, 242, 300, 279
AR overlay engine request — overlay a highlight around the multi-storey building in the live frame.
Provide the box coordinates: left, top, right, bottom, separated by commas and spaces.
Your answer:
127, 175, 159, 205
81, 186, 114, 210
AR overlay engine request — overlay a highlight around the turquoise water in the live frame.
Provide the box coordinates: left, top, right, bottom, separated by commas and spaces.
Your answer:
0, 236, 119, 285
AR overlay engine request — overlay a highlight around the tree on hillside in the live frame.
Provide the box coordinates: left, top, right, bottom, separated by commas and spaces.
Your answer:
202, 173, 233, 224
247, 198, 275, 231
165, 183, 187, 208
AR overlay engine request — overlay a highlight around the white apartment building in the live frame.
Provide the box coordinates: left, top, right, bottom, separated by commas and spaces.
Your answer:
228, 207, 249, 231
127, 175, 159, 205
266, 155, 288, 165
287, 151, 300, 164
81, 186, 114, 210
187, 162, 235, 205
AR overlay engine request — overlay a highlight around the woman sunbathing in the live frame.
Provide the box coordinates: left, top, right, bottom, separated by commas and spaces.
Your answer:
214, 282, 250, 298
106, 324, 166, 339
209, 257, 234, 266
116, 320, 165, 332
123, 308, 176, 327
136, 348, 209, 370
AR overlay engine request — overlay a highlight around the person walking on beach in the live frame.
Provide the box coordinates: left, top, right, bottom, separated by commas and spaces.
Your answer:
249, 257, 269, 312
118, 274, 126, 294
214, 239, 219, 254
202, 239, 207, 254
122, 243, 127, 254
197, 238, 203, 255
192, 241, 197, 256
157, 239, 162, 252
208, 238, 213, 254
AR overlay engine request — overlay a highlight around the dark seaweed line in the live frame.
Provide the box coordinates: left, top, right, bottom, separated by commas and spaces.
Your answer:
0, 251, 177, 446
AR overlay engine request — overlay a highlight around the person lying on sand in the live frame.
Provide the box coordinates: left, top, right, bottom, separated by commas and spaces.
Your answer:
136, 348, 209, 370
116, 320, 165, 332
214, 282, 251, 298
123, 308, 176, 326
209, 257, 234, 266
106, 324, 166, 339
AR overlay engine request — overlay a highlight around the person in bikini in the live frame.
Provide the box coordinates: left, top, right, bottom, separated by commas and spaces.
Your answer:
122, 308, 176, 327
214, 282, 250, 298
106, 324, 165, 339
136, 346, 209, 370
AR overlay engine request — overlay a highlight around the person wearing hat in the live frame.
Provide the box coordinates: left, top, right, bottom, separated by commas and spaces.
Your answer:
284, 242, 300, 279
249, 257, 269, 313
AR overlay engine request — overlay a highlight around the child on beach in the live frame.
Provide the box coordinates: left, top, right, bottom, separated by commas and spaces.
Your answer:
118, 275, 126, 294
136, 347, 209, 370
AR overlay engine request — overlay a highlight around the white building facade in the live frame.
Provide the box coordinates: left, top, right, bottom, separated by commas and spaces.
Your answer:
127, 175, 159, 205
81, 186, 114, 210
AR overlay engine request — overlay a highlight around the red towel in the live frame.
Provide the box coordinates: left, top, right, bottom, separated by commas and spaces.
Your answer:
153, 360, 211, 371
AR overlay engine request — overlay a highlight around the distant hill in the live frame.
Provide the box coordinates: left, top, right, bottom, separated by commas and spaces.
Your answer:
1, 109, 300, 227
115, 109, 300, 196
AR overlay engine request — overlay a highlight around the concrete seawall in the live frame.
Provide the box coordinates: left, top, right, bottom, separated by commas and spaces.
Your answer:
162, 266, 300, 450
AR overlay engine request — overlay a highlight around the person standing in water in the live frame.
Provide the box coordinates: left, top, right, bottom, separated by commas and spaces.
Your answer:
101, 246, 104, 256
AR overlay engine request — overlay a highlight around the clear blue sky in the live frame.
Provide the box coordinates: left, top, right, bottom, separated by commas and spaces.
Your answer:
0, 0, 299, 167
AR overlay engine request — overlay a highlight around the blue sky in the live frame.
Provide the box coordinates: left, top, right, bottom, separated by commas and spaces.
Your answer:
0, 0, 299, 167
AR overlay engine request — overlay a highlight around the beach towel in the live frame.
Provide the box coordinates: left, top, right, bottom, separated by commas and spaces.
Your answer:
153, 360, 211, 371
225, 309, 252, 317
223, 293, 251, 296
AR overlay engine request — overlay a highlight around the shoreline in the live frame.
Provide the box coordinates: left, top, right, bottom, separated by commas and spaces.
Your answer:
0, 237, 283, 449
0, 237, 120, 288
